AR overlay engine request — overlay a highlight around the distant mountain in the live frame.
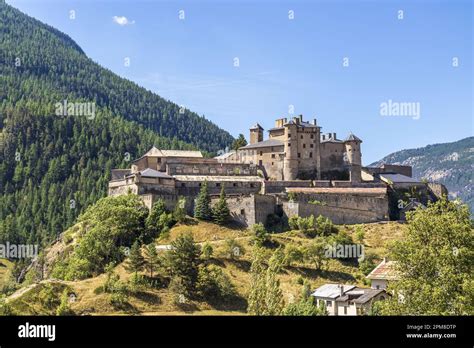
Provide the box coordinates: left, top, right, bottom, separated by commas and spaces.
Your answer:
371, 137, 474, 212
0, 2, 233, 246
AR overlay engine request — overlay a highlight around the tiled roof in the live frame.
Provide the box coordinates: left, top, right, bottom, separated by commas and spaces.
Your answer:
286, 187, 387, 195
132, 146, 203, 163
214, 151, 236, 160
174, 175, 262, 182
240, 138, 284, 149
367, 259, 399, 280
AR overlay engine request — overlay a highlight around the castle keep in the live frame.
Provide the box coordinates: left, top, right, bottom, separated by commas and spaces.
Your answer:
109, 115, 446, 226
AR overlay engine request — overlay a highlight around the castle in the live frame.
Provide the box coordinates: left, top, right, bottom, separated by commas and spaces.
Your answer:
109, 115, 447, 227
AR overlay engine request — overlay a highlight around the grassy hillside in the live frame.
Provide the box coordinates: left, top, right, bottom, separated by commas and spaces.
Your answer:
4, 219, 406, 316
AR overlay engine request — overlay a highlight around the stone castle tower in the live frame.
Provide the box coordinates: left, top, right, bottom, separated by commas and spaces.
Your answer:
344, 133, 362, 183
249, 123, 263, 144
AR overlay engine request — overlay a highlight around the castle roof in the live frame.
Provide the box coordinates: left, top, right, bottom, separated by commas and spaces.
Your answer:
344, 133, 362, 142
133, 146, 203, 163
250, 123, 263, 130
137, 168, 173, 179
240, 138, 284, 149
378, 173, 421, 184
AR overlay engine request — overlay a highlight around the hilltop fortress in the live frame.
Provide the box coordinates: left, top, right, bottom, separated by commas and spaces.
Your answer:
109, 115, 447, 226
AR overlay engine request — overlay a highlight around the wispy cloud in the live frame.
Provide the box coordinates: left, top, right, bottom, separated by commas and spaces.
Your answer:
112, 16, 135, 26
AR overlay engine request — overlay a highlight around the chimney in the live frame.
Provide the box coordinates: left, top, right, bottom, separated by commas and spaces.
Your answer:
338, 284, 344, 297
312, 118, 317, 125
321, 134, 325, 141
333, 133, 337, 140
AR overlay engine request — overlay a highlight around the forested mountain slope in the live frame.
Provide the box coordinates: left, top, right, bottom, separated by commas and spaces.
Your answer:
0, 2, 234, 246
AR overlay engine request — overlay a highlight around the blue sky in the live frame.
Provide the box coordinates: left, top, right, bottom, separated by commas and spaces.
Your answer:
7, 0, 473, 164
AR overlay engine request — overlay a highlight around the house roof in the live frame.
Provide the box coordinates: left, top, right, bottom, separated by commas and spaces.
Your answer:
240, 138, 284, 150
367, 259, 399, 280
311, 284, 356, 299
349, 288, 386, 304
379, 173, 421, 184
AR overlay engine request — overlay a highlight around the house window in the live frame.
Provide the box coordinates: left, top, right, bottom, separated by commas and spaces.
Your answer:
344, 306, 347, 315
376, 285, 380, 290
157, 158, 162, 163
326, 300, 332, 307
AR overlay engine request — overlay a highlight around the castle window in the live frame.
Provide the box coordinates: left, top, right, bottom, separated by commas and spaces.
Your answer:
233, 183, 237, 187
310, 134, 314, 139
258, 160, 262, 166
310, 152, 313, 158
216, 183, 221, 187
288, 133, 291, 138
271, 154, 275, 159
310, 144, 314, 148
271, 162, 274, 165
250, 183, 255, 188
157, 158, 162, 163
301, 135, 303, 139
288, 143, 291, 147
260, 151, 263, 156
303, 144, 306, 149
240, 209, 245, 215
298, 153, 301, 158
199, 183, 202, 187
181, 183, 186, 187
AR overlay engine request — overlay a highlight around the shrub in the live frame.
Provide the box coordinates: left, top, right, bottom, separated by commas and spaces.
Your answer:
224, 238, 245, 260
284, 245, 304, 266
201, 243, 213, 260
251, 223, 268, 247
196, 265, 235, 302
315, 215, 337, 236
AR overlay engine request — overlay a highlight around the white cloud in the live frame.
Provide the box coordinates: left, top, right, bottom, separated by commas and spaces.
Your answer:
112, 16, 135, 26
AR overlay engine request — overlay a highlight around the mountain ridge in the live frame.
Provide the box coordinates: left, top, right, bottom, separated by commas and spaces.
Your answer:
370, 136, 474, 211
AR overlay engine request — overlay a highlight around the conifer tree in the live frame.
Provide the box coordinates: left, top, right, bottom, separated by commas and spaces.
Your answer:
194, 181, 212, 220
212, 186, 230, 225
144, 243, 160, 278
125, 241, 145, 277
247, 248, 267, 315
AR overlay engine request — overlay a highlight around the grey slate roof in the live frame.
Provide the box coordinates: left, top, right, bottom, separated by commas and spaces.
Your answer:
345, 133, 362, 142
240, 138, 284, 149
379, 173, 421, 184
136, 168, 173, 179
250, 123, 263, 130
311, 284, 356, 299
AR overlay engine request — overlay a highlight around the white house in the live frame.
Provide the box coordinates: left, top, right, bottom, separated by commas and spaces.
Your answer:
311, 283, 388, 316
366, 258, 399, 290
